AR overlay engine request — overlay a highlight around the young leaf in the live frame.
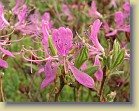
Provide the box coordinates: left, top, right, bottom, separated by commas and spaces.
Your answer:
112, 49, 125, 68
112, 40, 120, 63
48, 36, 57, 56
83, 66, 99, 76
75, 44, 89, 69
107, 55, 111, 70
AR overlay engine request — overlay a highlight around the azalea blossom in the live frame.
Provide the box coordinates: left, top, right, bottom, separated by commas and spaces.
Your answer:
106, 11, 130, 36
38, 27, 95, 89
62, 4, 73, 20
88, 1, 102, 18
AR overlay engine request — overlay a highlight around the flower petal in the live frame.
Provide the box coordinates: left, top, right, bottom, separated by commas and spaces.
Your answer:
106, 30, 117, 36
40, 60, 57, 89
0, 46, 14, 57
0, 59, 8, 68
68, 61, 94, 88
94, 55, 103, 81
90, 19, 104, 52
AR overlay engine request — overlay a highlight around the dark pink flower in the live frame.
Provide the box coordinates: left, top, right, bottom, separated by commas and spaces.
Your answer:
52, 27, 73, 56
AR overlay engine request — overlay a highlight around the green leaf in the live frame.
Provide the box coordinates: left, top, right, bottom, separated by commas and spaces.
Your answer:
83, 66, 99, 76
75, 44, 89, 69
48, 36, 57, 56
112, 40, 120, 63
24, 63, 39, 71
107, 55, 111, 70
112, 49, 125, 68
111, 71, 124, 75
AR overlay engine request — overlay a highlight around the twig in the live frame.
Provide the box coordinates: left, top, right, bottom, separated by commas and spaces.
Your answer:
0, 77, 6, 102
54, 75, 64, 102
98, 66, 107, 102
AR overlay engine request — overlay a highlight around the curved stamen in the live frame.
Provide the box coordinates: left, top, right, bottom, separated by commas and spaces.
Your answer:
0, 28, 15, 38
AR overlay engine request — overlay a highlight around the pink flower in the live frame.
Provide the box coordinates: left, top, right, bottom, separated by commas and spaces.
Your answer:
15, 5, 27, 26
12, 0, 24, 15
122, 2, 130, 18
62, 4, 73, 20
0, 3, 9, 30
94, 55, 103, 81
106, 11, 130, 36
42, 12, 53, 29
52, 27, 73, 56
88, 1, 102, 18
90, 19, 104, 53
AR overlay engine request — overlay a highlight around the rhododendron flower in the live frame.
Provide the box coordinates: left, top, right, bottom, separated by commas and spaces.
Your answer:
15, 5, 27, 26
94, 55, 103, 81
62, 4, 73, 20
89, 19, 104, 55
12, 0, 24, 15
0, 3, 9, 30
106, 11, 130, 36
122, 2, 130, 18
38, 27, 95, 89
42, 12, 53, 29
52, 27, 73, 56
88, 1, 102, 18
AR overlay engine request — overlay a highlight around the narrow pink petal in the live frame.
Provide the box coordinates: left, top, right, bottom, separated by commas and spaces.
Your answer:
104, 21, 110, 31
40, 77, 55, 89
0, 59, 8, 68
118, 26, 130, 32
90, 19, 104, 52
94, 55, 103, 81
38, 68, 44, 76
81, 63, 87, 70
68, 61, 94, 88
0, 46, 14, 57
40, 60, 57, 89
106, 30, 117, 36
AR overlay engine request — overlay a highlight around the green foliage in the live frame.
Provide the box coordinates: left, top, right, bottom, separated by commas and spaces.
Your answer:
75, 44, 89, 69
83, 66, 99, 76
